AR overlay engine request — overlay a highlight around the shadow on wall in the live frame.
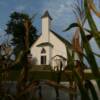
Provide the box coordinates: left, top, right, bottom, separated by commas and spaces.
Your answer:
32, 57, 38, 65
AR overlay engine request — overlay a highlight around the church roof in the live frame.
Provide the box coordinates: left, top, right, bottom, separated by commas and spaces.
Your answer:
41, 11, 52, 20
50, 30, 72, 48
31, 30, 72, 49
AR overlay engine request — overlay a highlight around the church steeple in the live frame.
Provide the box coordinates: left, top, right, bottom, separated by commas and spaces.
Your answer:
41, 10, 52, 20
41, 11, 52, 42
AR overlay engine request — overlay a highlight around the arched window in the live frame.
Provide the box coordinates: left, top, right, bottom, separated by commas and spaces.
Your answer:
41, 48, 46, 53
41, 48, 46, 64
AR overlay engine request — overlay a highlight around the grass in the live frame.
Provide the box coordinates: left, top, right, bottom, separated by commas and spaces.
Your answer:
0, 69, 98, 81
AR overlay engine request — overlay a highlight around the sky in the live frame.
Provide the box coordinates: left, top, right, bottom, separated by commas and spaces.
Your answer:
0, 0, 76, 41
0, 0, 100, 64
0, 0, 100, 39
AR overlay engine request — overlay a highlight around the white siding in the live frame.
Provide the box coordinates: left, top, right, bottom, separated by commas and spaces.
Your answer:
50, 31, 67, 59
31, 36, 51, 65
31, 31, 68, 66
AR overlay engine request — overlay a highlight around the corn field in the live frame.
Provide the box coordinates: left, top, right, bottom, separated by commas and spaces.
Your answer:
0, 0, 100, 100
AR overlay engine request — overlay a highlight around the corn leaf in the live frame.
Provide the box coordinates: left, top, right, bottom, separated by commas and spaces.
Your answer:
73, 70, 91, 100
84, 0, 100, 48
64, 22, 100, 88
65, 43, 91, 100
85, 80, 99, 100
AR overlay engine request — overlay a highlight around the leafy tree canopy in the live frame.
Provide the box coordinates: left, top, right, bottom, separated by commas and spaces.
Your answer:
5, 11, 38, 54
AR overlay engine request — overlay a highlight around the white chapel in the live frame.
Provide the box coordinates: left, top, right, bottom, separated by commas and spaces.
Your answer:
31, 11, 72, 70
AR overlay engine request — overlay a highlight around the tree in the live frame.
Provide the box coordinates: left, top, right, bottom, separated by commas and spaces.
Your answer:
5, 11, 38, 55
5, 12, 38, 96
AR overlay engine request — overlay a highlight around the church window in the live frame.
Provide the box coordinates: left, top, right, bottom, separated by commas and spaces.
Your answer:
41, 48, 46, 53
41, 48, 46, 64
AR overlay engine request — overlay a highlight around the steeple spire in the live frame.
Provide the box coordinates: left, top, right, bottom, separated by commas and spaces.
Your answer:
41, 10, 52, 20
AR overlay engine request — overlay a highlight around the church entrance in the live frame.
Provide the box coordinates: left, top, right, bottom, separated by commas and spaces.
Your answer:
41, 55, 46, 64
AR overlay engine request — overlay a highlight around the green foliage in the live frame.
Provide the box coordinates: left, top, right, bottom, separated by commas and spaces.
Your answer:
65, 45, 91, 100
64, 21, 100, 99
85, 80, 99, 100
64, 23, 99, 76
64, 0, 100, 99
84, 0, 100, 48
5, 12, 38, 54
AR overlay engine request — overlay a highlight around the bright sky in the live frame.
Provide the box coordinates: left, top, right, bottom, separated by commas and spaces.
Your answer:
0, 0, 76, 40
0, 0, 100, 64
0, 0, 99, 39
